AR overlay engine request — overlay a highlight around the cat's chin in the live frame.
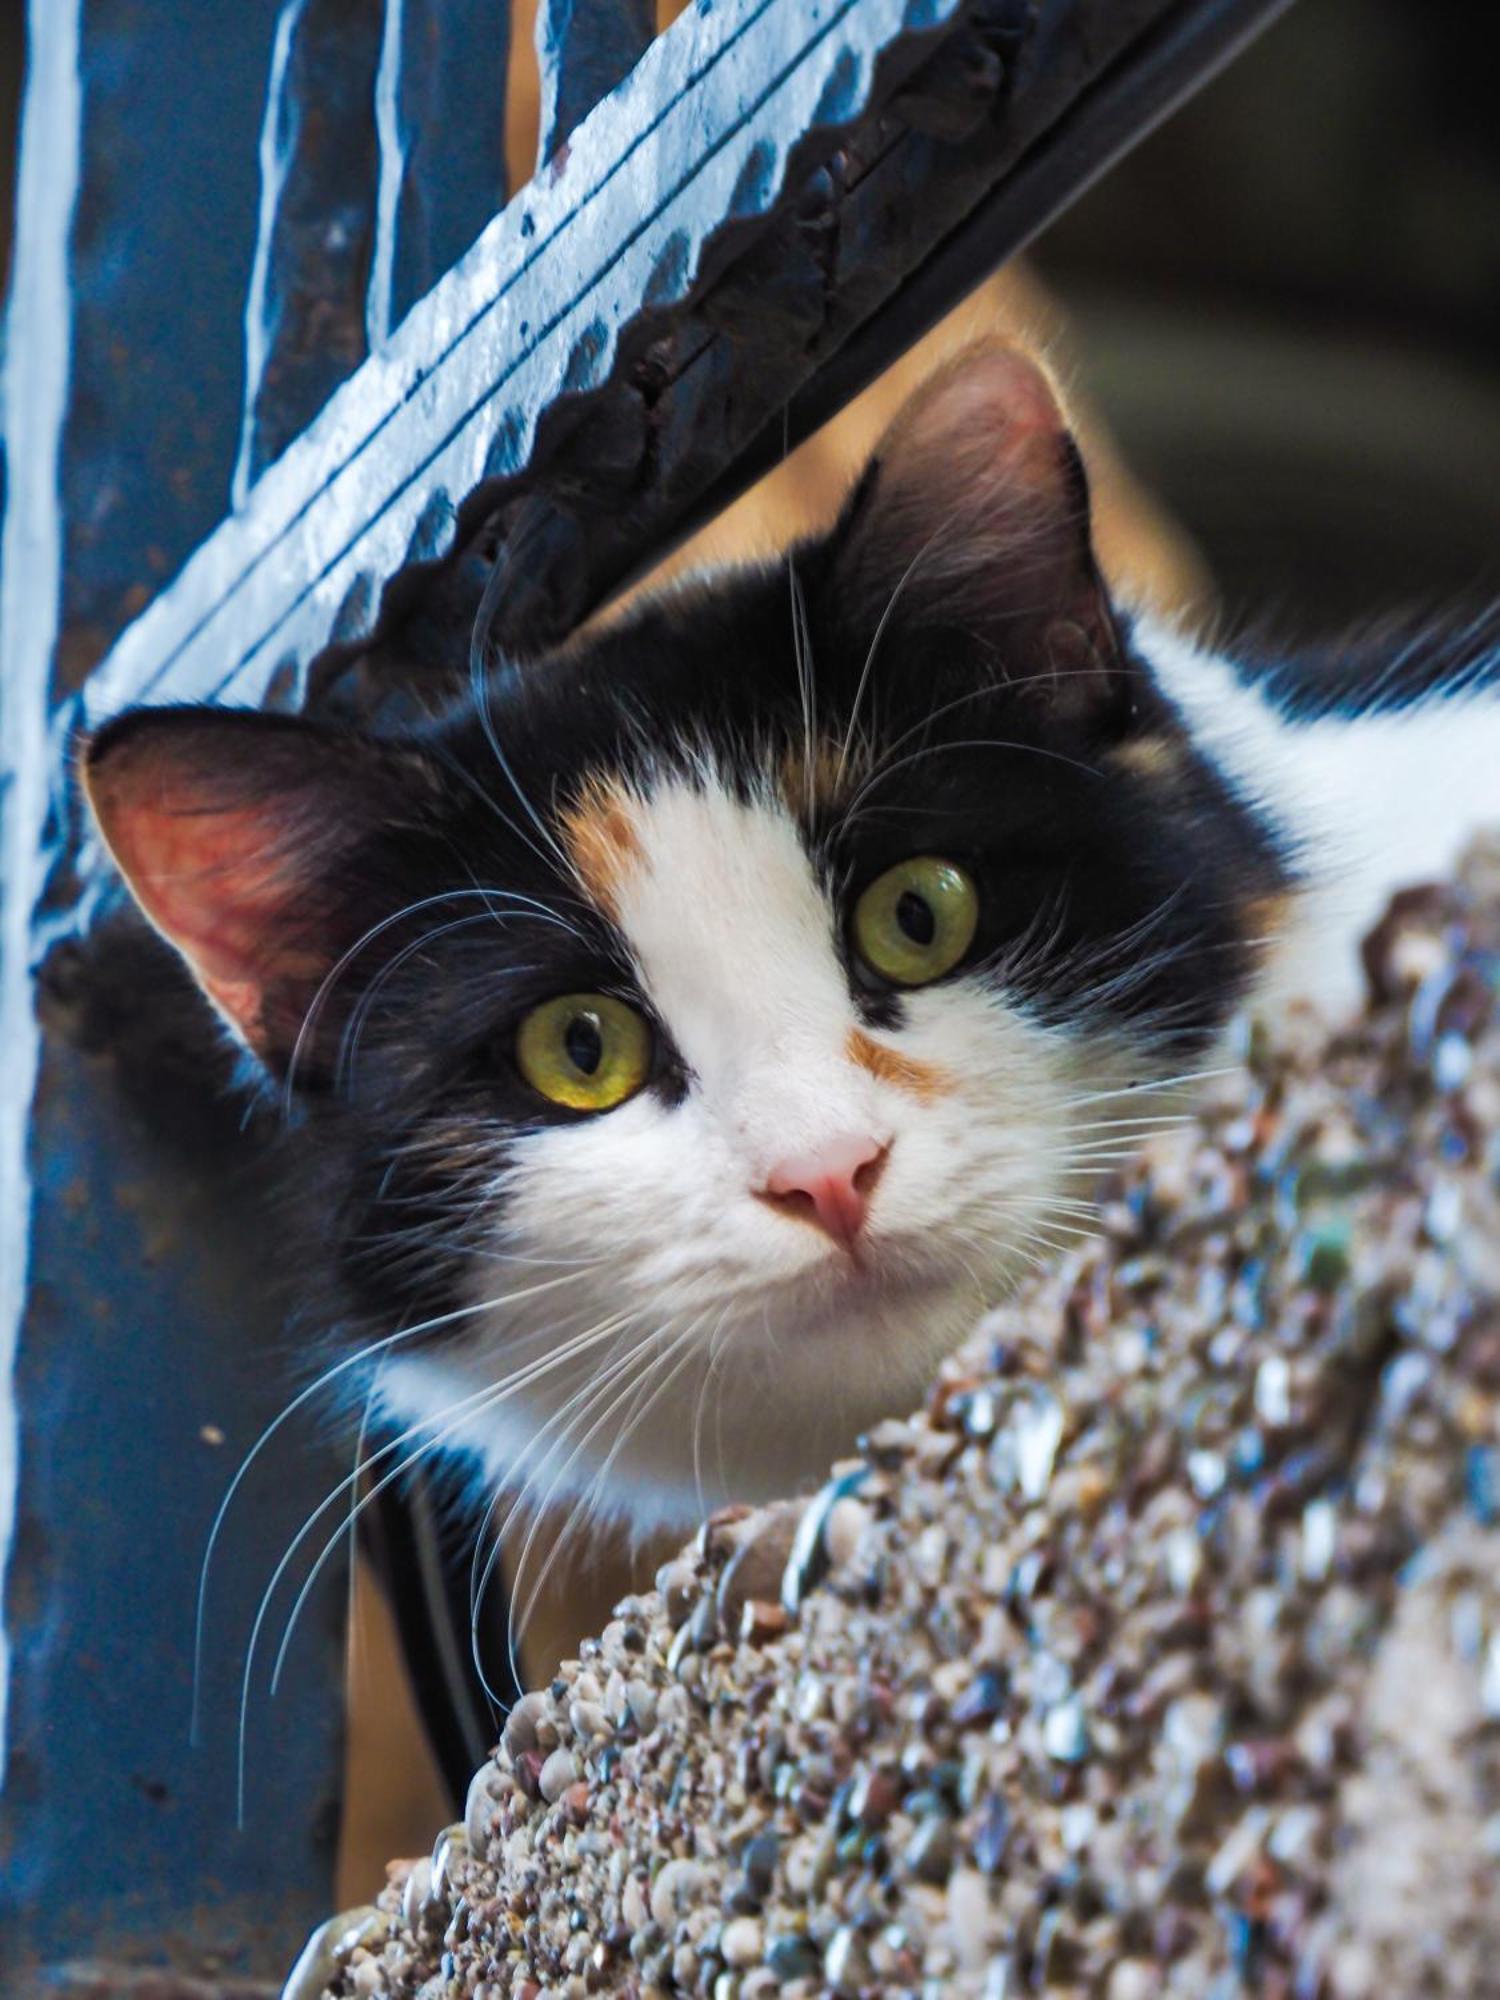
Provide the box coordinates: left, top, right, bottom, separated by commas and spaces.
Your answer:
378, 1260, 991, 1541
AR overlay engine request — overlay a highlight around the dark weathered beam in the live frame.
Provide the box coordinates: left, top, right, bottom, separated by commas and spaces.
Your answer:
82, 0, 1290, 743
81, 0, 981, 727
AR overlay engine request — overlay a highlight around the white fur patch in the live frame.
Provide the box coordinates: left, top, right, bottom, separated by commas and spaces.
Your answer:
1140, 615, 1500, 1017
381, 767, 1140, 1535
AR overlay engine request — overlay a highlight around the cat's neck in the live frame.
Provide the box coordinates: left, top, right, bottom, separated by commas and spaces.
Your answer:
1137, 612, 1500, 1017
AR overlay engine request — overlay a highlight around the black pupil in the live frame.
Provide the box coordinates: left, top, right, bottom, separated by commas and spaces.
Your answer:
896, 889, 936, 947
565, 1012, 604, 1075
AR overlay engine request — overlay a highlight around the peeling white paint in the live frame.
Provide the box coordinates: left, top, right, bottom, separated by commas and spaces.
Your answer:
0, 0, 84, 1789
367, 0, 407, 352
231, 0, 309, 513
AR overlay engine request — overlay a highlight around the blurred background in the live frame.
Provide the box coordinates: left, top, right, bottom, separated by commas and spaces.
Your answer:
2, 0, 1498, 1950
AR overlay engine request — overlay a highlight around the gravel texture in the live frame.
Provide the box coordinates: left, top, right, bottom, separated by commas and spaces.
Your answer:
297, 851, 1500, 2000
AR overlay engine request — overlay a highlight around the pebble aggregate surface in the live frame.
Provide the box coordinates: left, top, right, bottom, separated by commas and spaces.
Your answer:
305, 855, 1500, 2000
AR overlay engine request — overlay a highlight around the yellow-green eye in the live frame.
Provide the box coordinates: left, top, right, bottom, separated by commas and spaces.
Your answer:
853, 857, 979, 987
516, 993, 652, 1112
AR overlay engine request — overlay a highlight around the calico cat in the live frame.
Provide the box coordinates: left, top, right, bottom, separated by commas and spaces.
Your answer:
83, 345, 1500, 1536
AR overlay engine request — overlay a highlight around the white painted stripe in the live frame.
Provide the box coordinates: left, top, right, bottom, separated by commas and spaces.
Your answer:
367, 0, 407, 353
231, 0, 308, 513
0, 0, 85, 1790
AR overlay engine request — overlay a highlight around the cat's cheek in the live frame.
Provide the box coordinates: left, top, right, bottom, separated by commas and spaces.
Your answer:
493, 1093, 813, 1292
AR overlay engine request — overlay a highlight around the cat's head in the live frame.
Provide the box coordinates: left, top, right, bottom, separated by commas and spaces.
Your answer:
84, 347, 1285, 1529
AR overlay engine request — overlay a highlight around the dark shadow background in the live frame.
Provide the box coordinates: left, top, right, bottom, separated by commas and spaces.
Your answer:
1032, 0, 1500, 630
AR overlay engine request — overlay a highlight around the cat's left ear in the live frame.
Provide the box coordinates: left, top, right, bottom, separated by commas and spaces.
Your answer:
826, 343, 1130, 733
82, 706, 435, 1080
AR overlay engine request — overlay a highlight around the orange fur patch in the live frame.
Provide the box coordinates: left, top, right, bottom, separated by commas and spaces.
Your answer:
845, 1026, 951, 1101
1106, 734, 1185, 784
1242, 890, 1297, 960
559, 774, 644, 919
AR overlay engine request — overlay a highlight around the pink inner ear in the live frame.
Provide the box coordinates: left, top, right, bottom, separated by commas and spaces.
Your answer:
879, 344, 1071, 518
89, 775, 312, 1048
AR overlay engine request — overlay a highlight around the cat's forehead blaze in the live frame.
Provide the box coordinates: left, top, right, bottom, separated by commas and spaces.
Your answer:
551, 763, 957, 1123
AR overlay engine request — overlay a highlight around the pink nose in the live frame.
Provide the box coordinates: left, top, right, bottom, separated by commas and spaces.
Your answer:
759, 1135, 890, 1249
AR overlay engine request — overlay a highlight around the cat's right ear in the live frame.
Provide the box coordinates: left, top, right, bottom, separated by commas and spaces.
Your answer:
825, 343, 1131, 735
82, 707, 432, 1081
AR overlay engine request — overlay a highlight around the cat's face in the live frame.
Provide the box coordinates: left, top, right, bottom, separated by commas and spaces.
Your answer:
84, 348, 1285, 1529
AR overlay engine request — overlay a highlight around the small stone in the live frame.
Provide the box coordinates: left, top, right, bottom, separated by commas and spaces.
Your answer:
945, 1868, 990, 1973
742, 1831, 779, 1895
1302, 1224, 1351, 1293
1467, 1445, 1500, 1525
847, 1766, 901, 1829
569, 1698, 611, 1742
971, 1796, 1010, 1874
950, 1669, 1007, 1731
333, 1906, 388, 1960
1483, 1633, 1500, 1721
429, 1823, 466, 1900
823, 1926, 871, 1997
1205, 1808, 1270, 1898
621, 1874, 651, 1932
904, 1816, 955, 1884
990, 1387, 1066, 1501
401, 1860, 435, 1935
656, 1559, 699, 1627
718, 1503, 805, 1631
280, 1917, 346, 2000
721, 1916, 765, 1968
538, 1747, 578, 1804
1301, 1497, 1338, 1582
1187, 1450, 1227, 1499
502, 1693, 546, 1760
1165, 1526, 1204, 1594
464, 1764, 507, 1852
626, 1677, 660, 1734
1268, 1803, 1322, 1868
765, 1932, 821, 1980
1107, 1962, 1158, 2000
651, 1858, 710, 1929
740, 1598, 790, 1645
1041, 1695, 1091, 1764
1254, 1355, 1292, 1426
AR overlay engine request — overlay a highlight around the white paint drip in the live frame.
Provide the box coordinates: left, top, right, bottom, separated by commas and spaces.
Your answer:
367, 0, 407, 353
0, 0, 84, 1791
231, 0, 309, 513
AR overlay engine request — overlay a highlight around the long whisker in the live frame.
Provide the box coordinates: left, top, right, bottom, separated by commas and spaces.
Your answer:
844, 734, 1104, 824
834, 526, 950, 793
788, 554, 816, 817
497, 1321, 689, 1690
246, 1308, 627, 1818
509, 1316, 707, 1653
344, 1371, 380, 1691
470, 549, 574, 878
466, 1312, 642, 1701
190, 1273, 587, 1749
284, 886, 569, 1109
1052, 1064, 1236, 1109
